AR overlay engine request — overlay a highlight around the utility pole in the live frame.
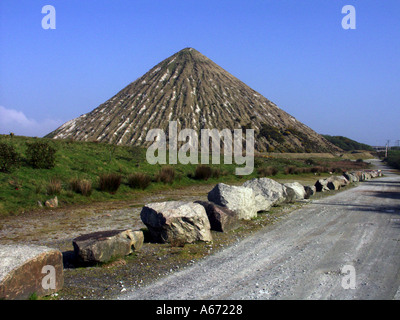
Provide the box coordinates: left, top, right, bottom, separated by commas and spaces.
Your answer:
385, 140, 390, 158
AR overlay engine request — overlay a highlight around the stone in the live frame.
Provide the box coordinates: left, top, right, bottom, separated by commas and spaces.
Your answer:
0, 244, 64, 300
73, 229, 144, 264
208, 183, 258, 219
304, 185, 316, 199
327, 179, 341, 190
315, 178, 330, 192
343, 172, 359, 183
194, 201, 240, 232
140, 201, 212, 243
242, 178, 286, 207
284, 182, 306, 200
283, 186, 297, 203
45, 196, 58, 208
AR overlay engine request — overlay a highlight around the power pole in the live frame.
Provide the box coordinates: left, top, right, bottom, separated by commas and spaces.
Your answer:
385, 140, 390, 158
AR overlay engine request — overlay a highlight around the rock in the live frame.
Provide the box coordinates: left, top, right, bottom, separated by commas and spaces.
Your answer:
140, 201, 212, 243
283, 186, 297, 203
194, 201, 240, 232
242, 178, 286, 207
284, 182, 306, 200
0, 244, 64, 300
208, 183, 258, 219
343, 172, 359, 183
327, 179, 341, 190
315, 178, 330, 192
304, 185, 316, 199
73, 229, 144, 264
336, 176, 349, 187
45, 196, 58, 208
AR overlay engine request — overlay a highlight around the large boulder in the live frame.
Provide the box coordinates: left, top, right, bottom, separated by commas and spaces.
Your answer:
304, 185, 316, 199
284, 182, 306, 201
141, 201, 212, 243
194, 201, 240, 232
315, 178, 330, 192
327, 179, 341, 191
73, 229, 144, 264
283, 186, 297, 203
208, 183, 258, 219
343, 172, 359, 183
242, 178, 286, 207
0, 244, 64, 300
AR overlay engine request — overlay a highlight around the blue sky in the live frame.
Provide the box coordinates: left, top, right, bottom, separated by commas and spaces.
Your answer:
0, 0, 399, 146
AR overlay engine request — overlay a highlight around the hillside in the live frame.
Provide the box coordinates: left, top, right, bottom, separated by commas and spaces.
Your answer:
46, 48, 340, 153
322, 135, 374, 152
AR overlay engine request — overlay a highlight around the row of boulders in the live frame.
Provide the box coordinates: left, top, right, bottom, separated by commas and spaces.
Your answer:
139, 169, 382, 245
1, 169, 381, 299
315, 170, 382, 192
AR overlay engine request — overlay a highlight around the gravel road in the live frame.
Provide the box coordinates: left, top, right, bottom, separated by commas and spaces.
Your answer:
119, 160, 400, 300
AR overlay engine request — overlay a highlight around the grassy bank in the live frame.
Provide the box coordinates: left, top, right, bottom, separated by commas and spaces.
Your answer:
0, 134, 371, 216
387, 150, 400, 169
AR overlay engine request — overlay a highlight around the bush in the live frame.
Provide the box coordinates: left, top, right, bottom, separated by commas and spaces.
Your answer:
284, 166, 296, 175
127, 173, 151, 190
46, 178, 62, 195
26, 141, 56, 169
156, 166, 175, 184
194, 165, 213, 180
257, 166, 278, 177
70, 178, 92, 196
0, 143, 19, 172
98, 173, 122, 193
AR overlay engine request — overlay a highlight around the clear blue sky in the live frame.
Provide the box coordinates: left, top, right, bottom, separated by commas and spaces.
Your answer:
0, 0, 399, 146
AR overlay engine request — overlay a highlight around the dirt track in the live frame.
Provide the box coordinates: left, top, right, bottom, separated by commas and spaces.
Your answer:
119, 160, 400, 300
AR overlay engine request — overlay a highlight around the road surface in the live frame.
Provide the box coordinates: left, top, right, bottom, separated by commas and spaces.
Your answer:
120, 160, 400, 300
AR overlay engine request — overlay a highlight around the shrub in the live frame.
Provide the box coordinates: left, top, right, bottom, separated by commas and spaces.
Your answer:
156, 166, 175, 184
70, 178, 92, 196
284, 166, 296, 175
46, 178, 62, 195
0, 143, 19, 172
194, 165, 213, 180
98, 173, 122, 193
211, 168, 222, 179
26, 141, 56, 169
257, 166, 278, 177
127, 173, 151, 190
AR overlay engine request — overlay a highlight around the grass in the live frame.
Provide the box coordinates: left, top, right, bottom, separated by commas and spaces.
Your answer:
0, 134, 372, 216
387, 150, 400, 169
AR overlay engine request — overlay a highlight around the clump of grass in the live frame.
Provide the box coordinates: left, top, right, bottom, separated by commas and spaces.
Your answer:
156, 166, 175, 184
257, 166, 278, 177
98, 173, 122, 193
46, 178, 62, 195
194, 165, 213, 180
169, 236, 186, 248
0, 142, 20, 172
70, 178, 92, 196
127, 173, 151, 190
284, 166, 296, 175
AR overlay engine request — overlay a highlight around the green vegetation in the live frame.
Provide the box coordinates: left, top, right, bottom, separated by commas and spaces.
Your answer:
259, 124, 285, 144
0, 134, 371, 216
387, 150, 400, 169
0, 142, 19, 172
322, 135, 374, 151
